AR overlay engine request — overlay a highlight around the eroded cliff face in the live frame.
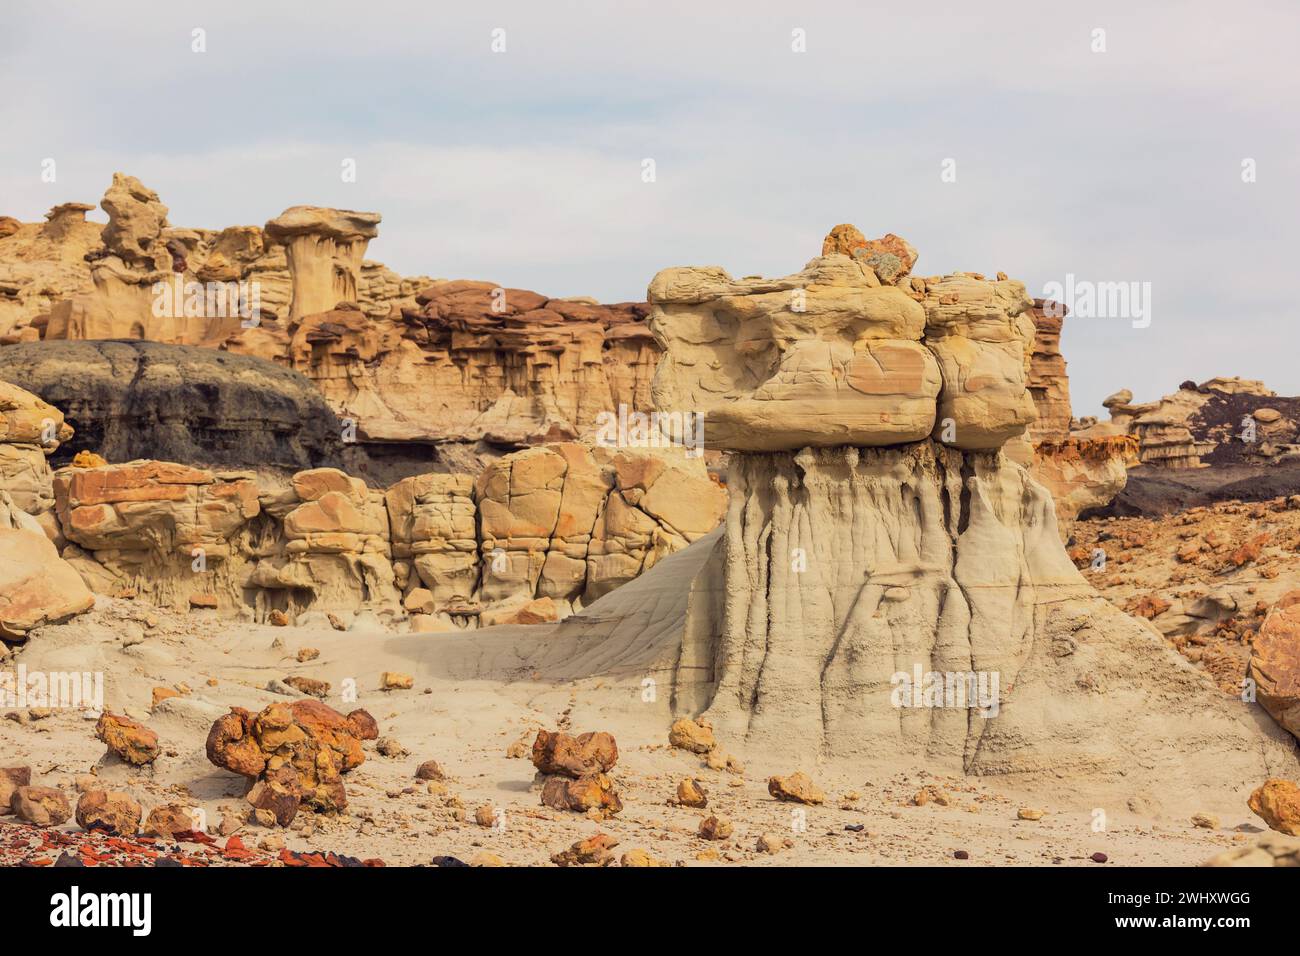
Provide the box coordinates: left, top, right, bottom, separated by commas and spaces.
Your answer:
0, 341, 353, 475
470, 443, 725, 614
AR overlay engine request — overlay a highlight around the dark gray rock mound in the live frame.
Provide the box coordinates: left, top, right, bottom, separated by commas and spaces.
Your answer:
0, 340, 348, 472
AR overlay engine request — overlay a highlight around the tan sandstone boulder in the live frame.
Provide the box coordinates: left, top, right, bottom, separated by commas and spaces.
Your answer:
0, 767, 31, 813
0, 491, 93, 639
767, 771, 826, 805
11, 785, 71, 825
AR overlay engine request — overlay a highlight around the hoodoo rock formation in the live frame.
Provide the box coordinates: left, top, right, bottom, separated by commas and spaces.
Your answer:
516, 230, 1298, 792
0, 178, 1130, 522
262, 207, 381, 323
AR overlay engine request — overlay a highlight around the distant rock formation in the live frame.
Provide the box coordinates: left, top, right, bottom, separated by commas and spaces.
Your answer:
254, 284, 655, 445
1077, 377, 1300, 469
1024, 299, 1071, 443
1, 174, 653, 454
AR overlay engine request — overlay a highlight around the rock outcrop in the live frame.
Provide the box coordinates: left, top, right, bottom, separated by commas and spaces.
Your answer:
5, 440, 721, 625
1021, 299, 1135, 525
0, 383, 94, 639
385, 473, 479, 608
265, 284, 655, 446
472, 443, 725, 615
52, 460, 399, 617
1030, 436, 1135, 525
263, 207, 381, 323
0, 379, 70, 525
1251, 598, 1300, 740
52, 459, 259, 607
0, 204, 103, 343
1025, 300, 1072, 443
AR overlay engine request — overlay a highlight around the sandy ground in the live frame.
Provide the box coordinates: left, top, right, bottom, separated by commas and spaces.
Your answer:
0, 597, 1275, 867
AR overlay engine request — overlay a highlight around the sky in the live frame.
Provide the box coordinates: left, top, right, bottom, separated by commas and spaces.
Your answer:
2, 0, 1296, 416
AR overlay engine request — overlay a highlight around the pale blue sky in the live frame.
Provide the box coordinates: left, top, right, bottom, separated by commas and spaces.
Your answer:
3, 0, 1296, 414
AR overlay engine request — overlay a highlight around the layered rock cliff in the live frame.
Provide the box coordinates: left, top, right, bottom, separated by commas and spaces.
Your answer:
258, 284, 655, 446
